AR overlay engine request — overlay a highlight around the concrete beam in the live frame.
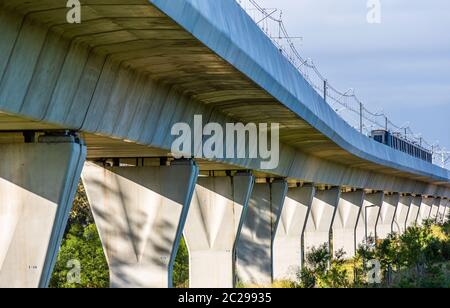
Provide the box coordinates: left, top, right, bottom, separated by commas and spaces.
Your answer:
0, 137, 86, 288
273, 184, 315, 281
236, 179, 288, 286
82, 160, 199, 288
332, 190, 365, 258
405, 196, 422, 228
376, 193, 400, 239
392, 195, 413, 234
356, 192, 383, 247
417, 197, 434, 225
184, 173, 254, 288
304, 187, 341, 253
429, 198, 441, 221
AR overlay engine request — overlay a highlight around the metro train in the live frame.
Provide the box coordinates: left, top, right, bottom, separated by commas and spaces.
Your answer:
371, 130, 433, 163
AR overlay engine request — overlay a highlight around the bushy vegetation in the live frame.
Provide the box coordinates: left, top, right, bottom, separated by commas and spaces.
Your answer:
293, 218, 450, 288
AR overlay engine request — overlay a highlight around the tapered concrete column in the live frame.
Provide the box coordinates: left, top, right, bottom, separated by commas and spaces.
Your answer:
236, 179, 288, 286
304, 187, 341, 253
429, 198, 441, 221
437, 199, 448, 223
376, 193, 400, 239
405, 196, 422, 228
82, 160, 198, 288
0, 136, 86, 288
417, 197, 434, 225
444, 200, 450, 223
332, 190, 365, 258
355, 192, 383, 246
273, 184, 315, 281
392, 195, 412, 234
184, 173, 254, 288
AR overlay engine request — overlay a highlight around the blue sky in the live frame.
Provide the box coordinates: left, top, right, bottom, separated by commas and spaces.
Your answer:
257, 0, 450, 151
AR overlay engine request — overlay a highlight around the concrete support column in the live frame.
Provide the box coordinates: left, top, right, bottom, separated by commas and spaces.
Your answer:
304, 187, 341, 253
355, 192, 383, 246
273, 184, 315, 281
429, 198, 441, 221
0, 135, 86, 288
392, 195, 412, 234
444, 200, 450, 223
405, 196, 422, 228
437, 199, 448, 223
184, 173, 254, 288
376, 193, 400, 239
82, 160, 199, 288
332, 190, 365, 258
236, 179, 288, 286
417, 197, 434, 225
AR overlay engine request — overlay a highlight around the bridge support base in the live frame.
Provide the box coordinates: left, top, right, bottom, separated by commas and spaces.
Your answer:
355, 192, 383, 246
0, 136, 86, 288
376, 193, 399, 239
273, 185, 315, 281
405, 196, 422, 228
303, 187, 340, 253
82, 160, 198, 288
332, 190, 365, 258
393, 195, 412, 234
429, 198, 441, 221
437, 199, 448, 223
236, 180, 287, 286
184, 173, 254, 288
417, 197, 434, 225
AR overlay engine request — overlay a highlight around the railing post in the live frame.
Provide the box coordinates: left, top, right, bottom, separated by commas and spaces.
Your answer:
359, 102, 363, 134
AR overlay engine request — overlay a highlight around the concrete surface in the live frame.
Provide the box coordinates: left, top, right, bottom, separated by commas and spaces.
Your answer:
376, 193, 400, 239
355, 192, 383, 246
332, 190, 365, 258
304, 187, 341, 253
236, 180, 288, 286
273, 184, 315, 281
0, 139, 86, 288
184, 173, 254, 288
82, 160, 198, 288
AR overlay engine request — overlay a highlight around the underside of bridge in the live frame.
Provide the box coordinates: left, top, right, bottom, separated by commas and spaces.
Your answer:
0, 0, 449, 192
0, 0, 449, 288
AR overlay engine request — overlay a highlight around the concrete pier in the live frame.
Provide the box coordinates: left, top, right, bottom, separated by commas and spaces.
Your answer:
82, 160, 198, 288
376, 193, 400, 239
429, 198, 441, 221
0, 136, 86, 288
332, 190, 365, 258
355, 192, 383, 246
405, 196, 422, 228
417, 197, 434, 225
236, 180, 288, 286
184, 173, 254, 288
273, 184, 315, 281
392, 195, 412, 234
303, 187, 341, 253
437, 199, 448, 223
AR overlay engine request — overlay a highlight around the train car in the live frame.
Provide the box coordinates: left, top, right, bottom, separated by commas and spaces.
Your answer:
371, 130, 432, 163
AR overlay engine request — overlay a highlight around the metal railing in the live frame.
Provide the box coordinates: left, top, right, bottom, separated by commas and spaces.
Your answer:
237, 0, 449, 169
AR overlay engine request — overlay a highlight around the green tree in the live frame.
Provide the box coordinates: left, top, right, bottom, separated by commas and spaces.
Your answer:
50, 224, 109, 288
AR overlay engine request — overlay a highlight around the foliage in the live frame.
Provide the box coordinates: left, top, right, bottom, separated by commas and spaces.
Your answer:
298, 244, 350, 288
50, 223, 109, 288
50, 182, 109, 288
173, 237, 190, 288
